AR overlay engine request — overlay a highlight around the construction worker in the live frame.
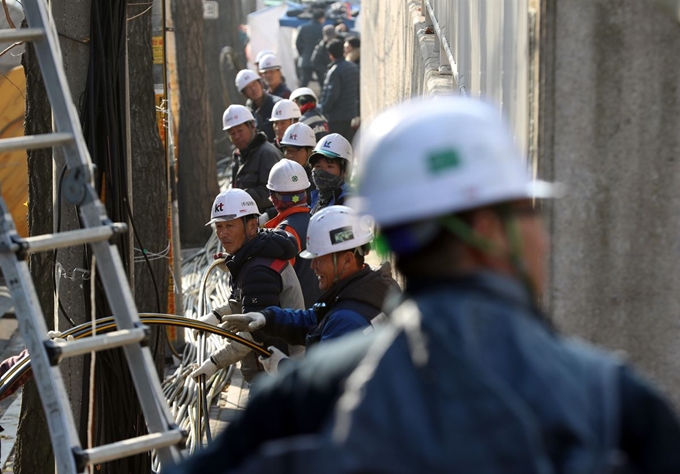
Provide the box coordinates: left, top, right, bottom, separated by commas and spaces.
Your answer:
221, 205, 399, 375
318, 38, 360, 143
171, 96, 680, 474
235, 69, 281, 142
290, 87, 330, 142
296, 10, 325, 87
261, 159, 321, 307
254, 49, 274, 69
190, 188, 305, 384
223, 104, 281, 214
309, 133, 353, 214
269, 99, 301, 149
258, 53, 291, 99
279, 122, 317, 203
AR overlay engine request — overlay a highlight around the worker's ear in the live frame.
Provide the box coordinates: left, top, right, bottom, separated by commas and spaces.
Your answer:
468, 208, 510, 260
246, 217, 259, 237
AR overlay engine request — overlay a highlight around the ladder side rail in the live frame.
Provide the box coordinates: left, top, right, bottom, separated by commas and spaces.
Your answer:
0, 255, 81, 473
89, 240, 183, 467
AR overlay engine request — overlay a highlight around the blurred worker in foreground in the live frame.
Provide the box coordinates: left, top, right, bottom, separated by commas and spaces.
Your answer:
279, 122, 317, 202
309, 133, 353, 214
269, 99, 301, 149
290, 87, 330, 142
235, 69, 281, 142
190, 188, 304, 383
258, 53, 291, 99
261, 159, 321, 307
223, 104, 281, 215
222, 205, 399, 376
172, 96, 680, 473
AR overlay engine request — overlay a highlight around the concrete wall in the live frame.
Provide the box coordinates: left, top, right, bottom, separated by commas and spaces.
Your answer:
360, 0, 453, 124
540, 0, 680, 404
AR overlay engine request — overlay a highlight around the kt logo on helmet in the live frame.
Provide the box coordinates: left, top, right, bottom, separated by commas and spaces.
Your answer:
289, 133, 297, 140
276, 110, 282, 115
214, 203, 224, 213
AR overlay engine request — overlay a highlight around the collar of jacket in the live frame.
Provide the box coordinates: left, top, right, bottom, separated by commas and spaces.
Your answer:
315, 265, 376, 308
237, 131, 268, 157
225, 229, 298, 276
405, 270, 536, 313
263, 205, 310, 229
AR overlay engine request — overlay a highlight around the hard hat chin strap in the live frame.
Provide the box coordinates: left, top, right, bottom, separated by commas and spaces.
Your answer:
495, 205, 537, 303
439, 211, 538, 302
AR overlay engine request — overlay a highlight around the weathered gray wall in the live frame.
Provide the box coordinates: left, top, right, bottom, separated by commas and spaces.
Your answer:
541, 0, 680, 404
360, 0, 453, 124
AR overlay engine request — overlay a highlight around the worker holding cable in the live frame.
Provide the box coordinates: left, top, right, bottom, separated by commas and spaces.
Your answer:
220, 205, 399, 376
171, 96, 680, 474
261, 159, 322, 308
190, 188, 305, 383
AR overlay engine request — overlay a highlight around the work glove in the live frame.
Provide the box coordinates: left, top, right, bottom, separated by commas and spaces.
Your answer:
221, 312, 266, 333
258, 346, 288, 376
258, 213, 270, 228
193, 303, 233, 336
189, 358, 218, 382
47, 330, 74, 343
210, 332, 255, 368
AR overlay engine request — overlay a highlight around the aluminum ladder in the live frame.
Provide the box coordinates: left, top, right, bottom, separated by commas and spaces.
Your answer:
0, 0, 185, 472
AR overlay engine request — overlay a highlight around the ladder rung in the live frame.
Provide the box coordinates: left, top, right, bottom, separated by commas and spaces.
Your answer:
44, 327, 149, 365
3, 223, 128, 255
0, 27, 45, 43
72, 429, 186, 471
0, 133, 74, 153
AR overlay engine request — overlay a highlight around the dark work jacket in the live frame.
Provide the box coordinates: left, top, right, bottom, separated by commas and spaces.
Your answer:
259, 265, 398, 348
169, 272, 680, 474
300, 107, 330, 142
296, 21, 323, 68
225, 229, 303, 382
263, 205, 321, 308
319, 58, 359, 122
310, 181, 351, 215
246, 93, 281, 142
311, 39, 331, 80
231, 132, 282, 213
269, 82, 291, 100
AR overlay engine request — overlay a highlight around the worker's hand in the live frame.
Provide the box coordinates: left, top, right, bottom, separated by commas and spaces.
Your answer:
189, 359, 218, 382
220, 312, 266, 333
47, 330, 74, 343
258, 346, 288, 376
198, 311, 220, 326
258, 213, 270, 228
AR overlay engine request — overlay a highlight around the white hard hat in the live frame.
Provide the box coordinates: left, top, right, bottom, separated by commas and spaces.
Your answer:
206, 189, 259, 226
300, 205, 374, 259
270, 100, 301, 122
357, 96, 560, 227
255, 49, 275, 64
290, 87, 318, 102
235, 69, 261, 92
222, 104, 255, 130
280, 122, 317, 148
309, 133, 352, 166
258, 53, 281, 71
267, 159, 311, 192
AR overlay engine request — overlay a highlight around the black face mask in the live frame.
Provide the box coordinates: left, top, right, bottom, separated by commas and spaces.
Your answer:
312, 169, 343, 201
